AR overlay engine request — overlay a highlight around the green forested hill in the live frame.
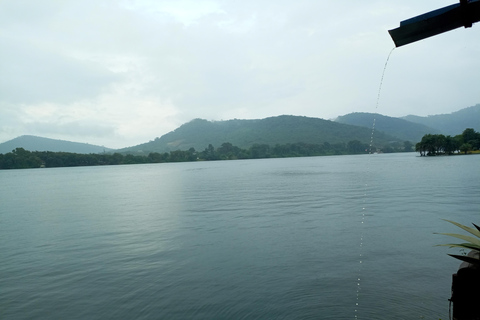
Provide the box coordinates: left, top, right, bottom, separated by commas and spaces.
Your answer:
0, 135, 111, 154
118, 115, 399, 154
4, 105, 477, 157
401, 104, 480, 135
335, 112, 440, 142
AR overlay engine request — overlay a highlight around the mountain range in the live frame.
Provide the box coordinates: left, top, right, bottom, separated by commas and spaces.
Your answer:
0, 135, 111, 155
1, 104, 478, 155
116, 116, 397, 154
401, 104, 480, 136
335, 113, 441, 142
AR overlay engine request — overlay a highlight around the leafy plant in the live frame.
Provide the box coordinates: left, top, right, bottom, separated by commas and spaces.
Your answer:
437, 219, 480, 267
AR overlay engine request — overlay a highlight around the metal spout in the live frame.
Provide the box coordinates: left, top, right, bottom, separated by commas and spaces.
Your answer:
388, 0, 480, 47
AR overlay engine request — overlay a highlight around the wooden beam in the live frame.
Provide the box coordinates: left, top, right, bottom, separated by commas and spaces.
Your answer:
388, 0, 480, 47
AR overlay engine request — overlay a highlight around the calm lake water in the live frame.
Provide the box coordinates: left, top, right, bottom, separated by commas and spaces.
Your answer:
1, 153, 479, 319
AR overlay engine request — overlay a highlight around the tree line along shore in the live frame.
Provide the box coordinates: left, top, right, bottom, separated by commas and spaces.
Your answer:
1, 128, 478, 170
0, 139, 411, 170
415, 128, 480, 156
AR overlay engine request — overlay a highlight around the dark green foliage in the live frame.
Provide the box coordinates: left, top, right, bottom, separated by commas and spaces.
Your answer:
1, 137, 415, 170
459, 143, 473, 155
216, 143, 247, 160
202, 144, 218, 160
0, 148, 43, 169
347, 140, 367, 154
403, 141, 414, 152
117, 115, 399, 154
460, 128, 480, 150
416, 128, 479, 156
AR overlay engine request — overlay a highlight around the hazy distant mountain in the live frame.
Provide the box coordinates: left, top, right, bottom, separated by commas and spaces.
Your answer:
401, 104, 480, 135
0, 135, 111, 154
117, 115, 398, 154
335, 113, 440, 142
4, 104, 477, 156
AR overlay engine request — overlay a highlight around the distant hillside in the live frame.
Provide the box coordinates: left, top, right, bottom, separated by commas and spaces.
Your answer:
117, 115, 399, 154
0, 135, 111, 154
401, 104, 480, 135
335, 113, 440, 142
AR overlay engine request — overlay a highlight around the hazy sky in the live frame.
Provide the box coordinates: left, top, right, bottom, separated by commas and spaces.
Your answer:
1, 0, 479, 148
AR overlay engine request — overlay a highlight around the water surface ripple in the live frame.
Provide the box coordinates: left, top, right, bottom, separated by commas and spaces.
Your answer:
1, 153, 479, 319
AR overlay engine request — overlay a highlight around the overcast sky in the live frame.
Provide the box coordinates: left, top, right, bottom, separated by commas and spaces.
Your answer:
1, 0, 479, 148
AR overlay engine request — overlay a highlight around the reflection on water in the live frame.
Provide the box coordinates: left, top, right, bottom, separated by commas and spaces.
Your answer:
0, 153, 479, 319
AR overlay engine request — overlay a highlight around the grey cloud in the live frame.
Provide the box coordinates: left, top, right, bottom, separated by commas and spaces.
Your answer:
0, 37, 120, 104
0, 0, 479, 148
29, 120, 116, 138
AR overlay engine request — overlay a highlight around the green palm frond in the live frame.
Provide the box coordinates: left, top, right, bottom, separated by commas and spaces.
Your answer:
438, 220, 480, 267
443, 219, 480, 238
436, 233, 480, 247
473, 223, 480, 232
436, 243, 480, 251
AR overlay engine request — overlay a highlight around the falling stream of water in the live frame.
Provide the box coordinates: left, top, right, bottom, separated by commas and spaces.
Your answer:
355, 47, 395, 320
